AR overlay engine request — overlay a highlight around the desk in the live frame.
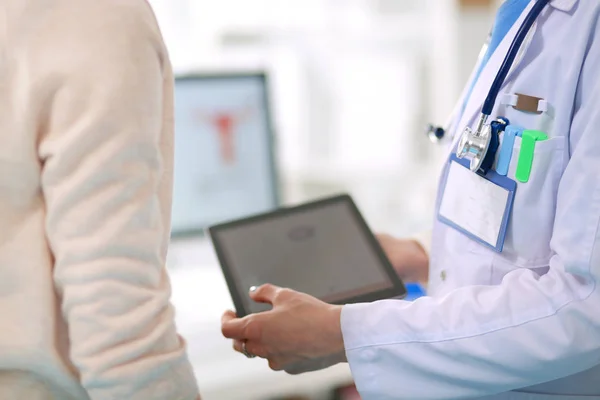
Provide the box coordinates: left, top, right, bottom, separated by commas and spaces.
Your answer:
168, 240, 354, 400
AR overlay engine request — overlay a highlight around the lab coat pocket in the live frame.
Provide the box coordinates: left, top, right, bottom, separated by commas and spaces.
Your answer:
502, 136, 565, 266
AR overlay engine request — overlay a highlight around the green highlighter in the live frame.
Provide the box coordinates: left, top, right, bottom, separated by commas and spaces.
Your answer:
515, 130, 548, 183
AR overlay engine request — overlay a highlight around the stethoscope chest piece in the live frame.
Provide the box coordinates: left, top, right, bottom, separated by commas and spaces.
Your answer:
454, 0, 550, 173
456, 121, 492, 172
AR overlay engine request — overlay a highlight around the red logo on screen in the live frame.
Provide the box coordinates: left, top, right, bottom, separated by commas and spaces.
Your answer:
195, 105, 254, 165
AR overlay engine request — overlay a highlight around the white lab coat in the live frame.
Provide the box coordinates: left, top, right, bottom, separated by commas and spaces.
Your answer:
340, 0, 600, 399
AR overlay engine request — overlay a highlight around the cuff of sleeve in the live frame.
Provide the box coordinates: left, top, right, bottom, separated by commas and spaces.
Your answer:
341, 302, 378, 350
86, 356, 199, 400
341, 303, 384, 398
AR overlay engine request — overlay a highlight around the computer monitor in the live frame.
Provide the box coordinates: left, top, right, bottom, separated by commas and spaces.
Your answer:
170, 72, 279, 238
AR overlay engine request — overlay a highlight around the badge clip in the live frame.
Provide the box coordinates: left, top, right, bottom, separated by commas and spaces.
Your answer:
503, 93, 547, 114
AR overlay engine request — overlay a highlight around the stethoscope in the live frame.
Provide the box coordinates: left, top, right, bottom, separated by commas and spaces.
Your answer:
426, 0, 550, 173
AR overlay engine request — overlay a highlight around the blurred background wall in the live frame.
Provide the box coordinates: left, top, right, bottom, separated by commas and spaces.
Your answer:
148, 0, 499, 398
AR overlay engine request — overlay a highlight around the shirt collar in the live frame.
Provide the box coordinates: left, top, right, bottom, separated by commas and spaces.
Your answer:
549, 0, 578, 12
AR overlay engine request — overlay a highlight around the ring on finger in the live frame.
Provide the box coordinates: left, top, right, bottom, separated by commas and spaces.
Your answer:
241, 341, 256, 359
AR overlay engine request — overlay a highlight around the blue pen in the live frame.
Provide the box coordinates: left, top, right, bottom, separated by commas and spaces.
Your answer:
496, 125, 524, 176
477, 117, 509, 177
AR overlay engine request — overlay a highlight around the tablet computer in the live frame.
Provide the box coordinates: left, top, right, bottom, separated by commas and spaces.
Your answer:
208, 194, 406, 316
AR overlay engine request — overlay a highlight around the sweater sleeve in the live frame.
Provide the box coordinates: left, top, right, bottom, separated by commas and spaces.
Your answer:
35, 1, 199, 399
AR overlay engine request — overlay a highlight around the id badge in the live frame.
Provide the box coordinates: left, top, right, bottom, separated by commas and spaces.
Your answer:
438, 155, 516, 252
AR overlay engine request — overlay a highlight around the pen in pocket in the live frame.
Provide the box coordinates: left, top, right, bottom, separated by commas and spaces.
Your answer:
515, 130, 548, 183
496, 125, 524, 176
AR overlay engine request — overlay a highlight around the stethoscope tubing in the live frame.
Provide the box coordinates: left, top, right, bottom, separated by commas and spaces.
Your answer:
481, 0, 550, 116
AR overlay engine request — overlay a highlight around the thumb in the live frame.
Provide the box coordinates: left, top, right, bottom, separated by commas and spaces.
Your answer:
249, 284, 281, 305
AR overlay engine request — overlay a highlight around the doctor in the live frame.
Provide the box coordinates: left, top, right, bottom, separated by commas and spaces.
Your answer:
222, 0, 600, 398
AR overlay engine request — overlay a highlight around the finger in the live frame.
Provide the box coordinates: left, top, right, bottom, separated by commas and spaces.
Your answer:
232, 339, 243, 353
375, 232, 390, 242
221, 313, 248, 340
268, 358, 284, 371
249, 284, 281, 305
221, 310, 237, 325
233, 339, 267, 359
245, 341, 268, 358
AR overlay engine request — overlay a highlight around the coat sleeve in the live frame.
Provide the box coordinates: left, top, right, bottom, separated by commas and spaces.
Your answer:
340, 16, 600, 400
35, 1, 199, 399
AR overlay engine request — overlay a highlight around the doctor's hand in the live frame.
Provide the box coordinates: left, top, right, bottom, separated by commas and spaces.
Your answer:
376, 233, 429, 284
221, 284, 346, 374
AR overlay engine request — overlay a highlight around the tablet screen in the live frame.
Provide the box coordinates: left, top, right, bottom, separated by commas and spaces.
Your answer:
210, 196, 402, 314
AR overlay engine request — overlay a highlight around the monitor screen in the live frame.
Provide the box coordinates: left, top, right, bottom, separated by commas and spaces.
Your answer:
170, 73, 278, 236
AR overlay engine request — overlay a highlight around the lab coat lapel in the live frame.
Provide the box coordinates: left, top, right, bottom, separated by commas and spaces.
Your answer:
454, 0, 539, 140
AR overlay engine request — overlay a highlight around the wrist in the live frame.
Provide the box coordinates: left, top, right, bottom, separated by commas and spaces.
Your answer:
327, 305, 347, 362
394, 239, 429, 284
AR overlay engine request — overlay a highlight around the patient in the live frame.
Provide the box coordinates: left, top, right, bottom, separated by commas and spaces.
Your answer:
0, 0, 200, 399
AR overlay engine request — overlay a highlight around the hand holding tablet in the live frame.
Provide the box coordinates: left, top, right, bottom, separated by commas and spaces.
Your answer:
221, 283, 347, 372
208, 194, 407, 317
